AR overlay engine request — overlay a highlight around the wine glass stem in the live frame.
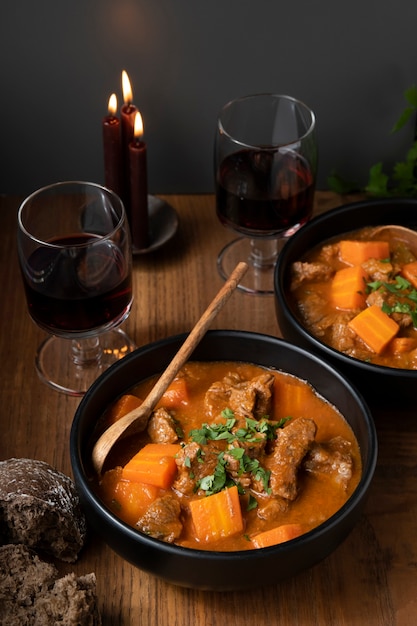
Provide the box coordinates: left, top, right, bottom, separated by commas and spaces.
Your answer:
249, 238, 286, 269
71, 337, 101, 366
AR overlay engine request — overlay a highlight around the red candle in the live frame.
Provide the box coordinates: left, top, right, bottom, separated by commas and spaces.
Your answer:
120, 70, 137, 158
120, 70, 137, 221
129, 111, 149, 250
102, 93, 123, 200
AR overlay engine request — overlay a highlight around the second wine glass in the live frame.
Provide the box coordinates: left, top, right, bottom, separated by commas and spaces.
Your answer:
214, 93, 317, 295
17, 181, 136, 396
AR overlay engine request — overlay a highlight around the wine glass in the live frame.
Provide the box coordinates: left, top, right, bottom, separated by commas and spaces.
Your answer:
214, 93, 317, 295
17, 181, 136, 396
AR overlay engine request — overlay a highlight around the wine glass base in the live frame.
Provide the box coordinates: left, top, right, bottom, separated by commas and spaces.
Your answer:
35, 328, 136, 396
217, 236, 285, 296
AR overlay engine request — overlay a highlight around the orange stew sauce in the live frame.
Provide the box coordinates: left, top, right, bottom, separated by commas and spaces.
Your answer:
290, 226, 417, 368
96, 362, 361, 552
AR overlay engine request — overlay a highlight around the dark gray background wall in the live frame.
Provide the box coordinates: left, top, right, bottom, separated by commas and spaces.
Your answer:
1, 1, 416, 195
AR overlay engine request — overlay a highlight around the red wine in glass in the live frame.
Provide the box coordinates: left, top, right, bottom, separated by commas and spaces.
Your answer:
17, 181, 135, 396
214, 94, 317, 295
216, 149, 314, 237
22, 234, 132, 336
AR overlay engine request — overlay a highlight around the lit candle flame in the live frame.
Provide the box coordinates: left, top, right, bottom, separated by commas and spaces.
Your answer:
122, 70, 133, 105
133, 111, 144, 140
108, 93, 118, 116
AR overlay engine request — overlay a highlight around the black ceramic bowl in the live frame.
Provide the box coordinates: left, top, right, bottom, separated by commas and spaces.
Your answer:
274, 197, 417, 407
70, 330, 377, 591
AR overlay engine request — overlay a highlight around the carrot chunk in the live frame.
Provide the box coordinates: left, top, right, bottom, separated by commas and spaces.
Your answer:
157, 376, 189, 409
388, 336, 417, 354
99, 467, 160, 526
106, 394, 143, 425
122, 443, 181, 489
401, 261, 417, 290
339, 240, 390, 266
189, 485, 244, 543
330, 265, 368, 310
273, 378, 312, 419
348, 304, 399, 354
252, 523, 304, 548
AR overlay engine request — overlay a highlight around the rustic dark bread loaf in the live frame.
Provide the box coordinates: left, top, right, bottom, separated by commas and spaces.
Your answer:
0, 458, 86, 562
0, 544, 101, 625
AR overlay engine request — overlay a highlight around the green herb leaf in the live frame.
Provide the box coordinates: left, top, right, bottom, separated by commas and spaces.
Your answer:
197, 453, 231, 496
253, 466, 272, 494
328, 85, 417, 198
198, 474, 215, 492
275, 417, 292, 429
391, 86, 417, 132
381, 301, 392, 315
327, 171, 359, 194
391, 106, 416, 133
394, 275, 412, 290
222, 408, 235, 420
365, 163, 390, 197
367, 280, 383, 292
247, 495, 258, 511
229, 447, 245, 460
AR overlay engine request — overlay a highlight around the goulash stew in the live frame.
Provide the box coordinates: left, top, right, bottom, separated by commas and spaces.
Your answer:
290, 226, 417, 368
95, 361, 361, 551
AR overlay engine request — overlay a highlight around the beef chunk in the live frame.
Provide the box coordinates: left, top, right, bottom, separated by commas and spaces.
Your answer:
327, 315, 358, 352
391, 311, 413, 328
297, 291, 330, 329
301, 304, 357, 353
147, 407, 179, 444
257, 497, 289, 521
204, 372, 275, 420
318, 243, 339, 264
291, 261, 334, 290
366, 289, 386, 309
362, 258, 393, 282
173, 442, 221, 496
247, 374, 275, 418
136, 495, 182, 543
265, 418, 317, 500
304, 436, 354, 489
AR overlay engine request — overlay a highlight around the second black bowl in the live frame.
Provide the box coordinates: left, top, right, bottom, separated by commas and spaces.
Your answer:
274, 197, 417, 406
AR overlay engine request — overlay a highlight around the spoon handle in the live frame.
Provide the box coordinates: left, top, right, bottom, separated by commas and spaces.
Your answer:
91, 261, 248, 474
139, 261, 248, 413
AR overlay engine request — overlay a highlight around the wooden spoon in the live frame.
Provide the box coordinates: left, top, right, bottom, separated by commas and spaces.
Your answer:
91, 261, 248, 474
371, 224, 417, 253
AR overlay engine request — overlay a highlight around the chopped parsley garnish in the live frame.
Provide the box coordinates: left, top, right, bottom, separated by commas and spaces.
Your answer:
367, 275, 417, 327
189, 410, 289, 447
190, 409, 285, 496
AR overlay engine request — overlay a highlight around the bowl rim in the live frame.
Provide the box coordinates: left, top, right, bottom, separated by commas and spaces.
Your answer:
70, 329, 378, 561
275, 197, 417, 379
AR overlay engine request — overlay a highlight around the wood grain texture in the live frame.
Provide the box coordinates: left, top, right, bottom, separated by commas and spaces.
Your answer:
1, 191, 415, 626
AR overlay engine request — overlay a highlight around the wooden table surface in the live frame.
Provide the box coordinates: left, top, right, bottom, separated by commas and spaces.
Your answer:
1, 191, 416, 626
